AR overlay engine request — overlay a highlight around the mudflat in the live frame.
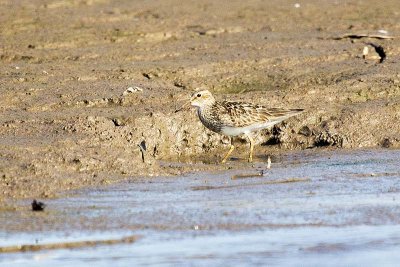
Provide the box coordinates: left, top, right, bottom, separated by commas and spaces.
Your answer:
1, 0, 400, 200
1, 149, 400, 266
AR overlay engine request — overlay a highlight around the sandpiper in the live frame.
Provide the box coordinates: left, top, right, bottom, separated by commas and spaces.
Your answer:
190, 90, 303, 163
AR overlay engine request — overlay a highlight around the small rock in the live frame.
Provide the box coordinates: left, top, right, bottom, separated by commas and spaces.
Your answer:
205, 28, 225, 36
314, 131, 343, 147
173, 81, 186, 88
381, 138, 392, 148
122, 86, 143, 96
112, 118, 125, 126
138, 141, 146, 162
298, 126, 312, 136
226, 26, 243, 33
87, 116, 96, 124
362, 46, 369, 59
31, 200, 45, 211
142, 73, 152, 79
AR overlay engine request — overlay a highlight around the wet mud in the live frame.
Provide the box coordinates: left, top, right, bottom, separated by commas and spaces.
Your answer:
0, 149, 399, 266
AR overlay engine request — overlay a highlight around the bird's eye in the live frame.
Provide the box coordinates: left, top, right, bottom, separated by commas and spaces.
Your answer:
197, 93, 201, 97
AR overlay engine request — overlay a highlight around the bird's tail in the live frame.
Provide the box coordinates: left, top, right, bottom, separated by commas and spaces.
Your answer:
267, 108, 304, 125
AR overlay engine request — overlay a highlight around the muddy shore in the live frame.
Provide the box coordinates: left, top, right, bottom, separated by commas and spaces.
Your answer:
1, 0, 400, 200
1, 149, 400, 266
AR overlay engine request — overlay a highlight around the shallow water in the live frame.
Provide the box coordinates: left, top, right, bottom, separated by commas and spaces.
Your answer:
1, 149, 400, 266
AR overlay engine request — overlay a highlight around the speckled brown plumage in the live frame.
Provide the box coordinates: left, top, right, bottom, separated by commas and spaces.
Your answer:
198, 100, 303, 134
190, 89, 304, 163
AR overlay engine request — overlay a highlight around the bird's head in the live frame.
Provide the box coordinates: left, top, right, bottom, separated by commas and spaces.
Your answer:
190, 90, 216, 108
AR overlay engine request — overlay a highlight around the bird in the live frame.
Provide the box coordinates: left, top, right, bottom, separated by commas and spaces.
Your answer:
190, 90, 304, 163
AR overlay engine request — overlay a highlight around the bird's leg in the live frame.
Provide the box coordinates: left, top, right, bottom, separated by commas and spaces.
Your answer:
245, 133, 254, 163
221, 137, 235, 164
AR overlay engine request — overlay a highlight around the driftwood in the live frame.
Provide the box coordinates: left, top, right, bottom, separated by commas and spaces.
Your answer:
231, 171, 264, 180
192, 177, 310, 190
331, 33, 396, 40
0, 235, 139, 253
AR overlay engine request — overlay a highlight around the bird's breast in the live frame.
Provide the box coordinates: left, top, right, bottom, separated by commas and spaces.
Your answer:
197, 108, 222, 133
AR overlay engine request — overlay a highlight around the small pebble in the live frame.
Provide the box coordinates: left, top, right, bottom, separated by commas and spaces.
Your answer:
362, 46, 369, 59
31, 200, 45, 211
122, 86, 143, 96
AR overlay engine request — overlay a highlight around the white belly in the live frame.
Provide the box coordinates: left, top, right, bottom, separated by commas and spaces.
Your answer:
220, 120, 283, 136
220, 126, 247, 136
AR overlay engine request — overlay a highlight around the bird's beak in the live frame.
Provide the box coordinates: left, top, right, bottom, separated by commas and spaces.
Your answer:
174, 100, 191, 113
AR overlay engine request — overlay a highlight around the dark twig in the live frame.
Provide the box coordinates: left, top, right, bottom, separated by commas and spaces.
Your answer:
365, 42, 386, 63
331, 33, 396, 40
138, 141, 146, 163
231, 170, 264, 180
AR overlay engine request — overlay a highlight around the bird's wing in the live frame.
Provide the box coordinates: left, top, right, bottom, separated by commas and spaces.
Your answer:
217, 101, 303, 128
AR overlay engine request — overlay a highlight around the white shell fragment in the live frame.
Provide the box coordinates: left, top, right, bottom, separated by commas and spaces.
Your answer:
122, 86, 143, 96
362, 46, 369, 59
